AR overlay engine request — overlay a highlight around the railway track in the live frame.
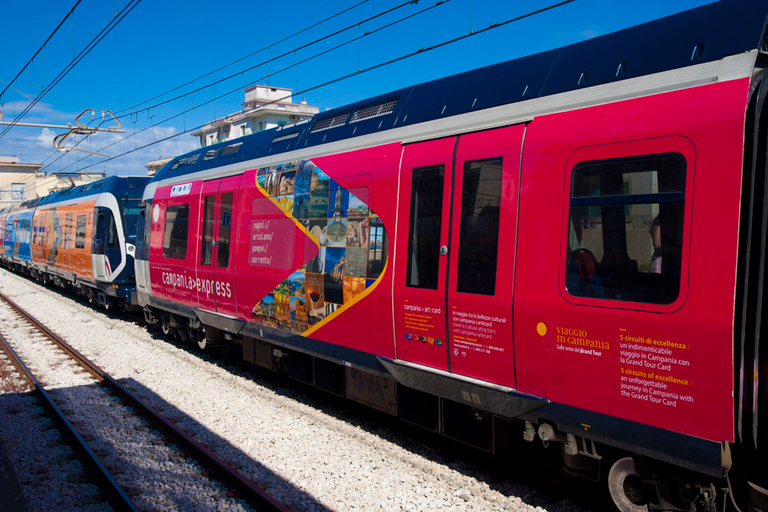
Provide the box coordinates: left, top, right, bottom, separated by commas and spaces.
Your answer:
0, 290, 287, 512
1, 271, 598, 511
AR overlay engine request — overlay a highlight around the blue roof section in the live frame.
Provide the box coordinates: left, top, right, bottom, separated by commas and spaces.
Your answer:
29, 176, 151, 208
153, 0, 768, 183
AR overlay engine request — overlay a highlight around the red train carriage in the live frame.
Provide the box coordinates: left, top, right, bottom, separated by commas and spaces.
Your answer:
136, 1, 768, 510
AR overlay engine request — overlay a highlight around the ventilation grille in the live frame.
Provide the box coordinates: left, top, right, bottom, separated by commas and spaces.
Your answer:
222, 142, 242, 155
171, 153, 201, 169
350, 96, 400, 123
310, 109, 352, 132
272, 131, 300, 143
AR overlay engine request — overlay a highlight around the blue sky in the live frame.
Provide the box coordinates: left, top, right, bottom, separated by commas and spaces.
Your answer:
0, 0, 715, 176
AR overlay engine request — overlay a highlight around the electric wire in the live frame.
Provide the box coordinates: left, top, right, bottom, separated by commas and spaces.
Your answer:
45, 0, 450, 170
0, 78, 71, 125
48, 0, 574, 174
115, 0, 373, 116
0, 0, 140, 139
0, 0, 83, 100
0, 0, 143, 141
112, 0, 423, 120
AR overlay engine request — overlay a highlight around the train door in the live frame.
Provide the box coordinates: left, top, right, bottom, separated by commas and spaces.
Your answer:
93, 208, 120, 280
135, 204, 151, 295
393, 124, 523, 387
195, 175, 240, 316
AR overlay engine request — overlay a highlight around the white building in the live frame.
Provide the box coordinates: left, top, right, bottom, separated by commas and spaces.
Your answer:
147, 157, 173, 176
0, 156, 41, 204
192, 84, 319, 147
1, 156, 106, 202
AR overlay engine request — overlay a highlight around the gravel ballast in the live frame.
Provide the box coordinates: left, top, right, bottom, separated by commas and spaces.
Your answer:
0, 271, 591, 512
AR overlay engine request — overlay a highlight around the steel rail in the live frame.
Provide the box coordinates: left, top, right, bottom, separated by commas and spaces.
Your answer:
0, 291, 288, 512
0, 311, 140, 512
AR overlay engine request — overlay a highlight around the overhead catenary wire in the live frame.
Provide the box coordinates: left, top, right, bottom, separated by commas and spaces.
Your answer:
111, 0, 425, 121
44, 0, 451, 171
49, 0, 574, 174
41, 0, 429, 169
115, 0, 373, 116
0, 78, 71, 125
0, 0, 83, 100
47, 0, 452, 172
0, 0, 143, 141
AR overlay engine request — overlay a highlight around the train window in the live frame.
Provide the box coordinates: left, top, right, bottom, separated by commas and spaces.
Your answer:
406, 165, 445, 290
367, 215, 388, 280
200, 195, 215, 265
163, 204, 190, 259
70, 215, 76, 248
62, 213, 70, 249
121, 199, 141, 239
457, 158, 502, 295
136, 207, 145, 249
136, 205, 152, 260
107, 213, 119, 249
217, 192, 234, 268
75, 215, 87, 249
566, 153, 685, 304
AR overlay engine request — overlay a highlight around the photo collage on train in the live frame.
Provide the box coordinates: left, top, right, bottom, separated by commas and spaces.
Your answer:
251, 159, 388, 334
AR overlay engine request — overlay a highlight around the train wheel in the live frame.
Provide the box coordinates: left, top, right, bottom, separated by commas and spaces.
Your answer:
608, 457, 648, 512
197, 336, 209, 351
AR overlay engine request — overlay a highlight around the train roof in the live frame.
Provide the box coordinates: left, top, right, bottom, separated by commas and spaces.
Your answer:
153, 0, 768, 183
0, 204, 18, 216
32, 175, 151, 208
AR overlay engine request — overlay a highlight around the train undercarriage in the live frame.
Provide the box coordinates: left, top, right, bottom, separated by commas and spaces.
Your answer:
142, 306, 766, 512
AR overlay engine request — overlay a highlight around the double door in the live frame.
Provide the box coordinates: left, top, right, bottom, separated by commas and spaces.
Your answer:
393, 125, 524, 387
195, 175, 241, 317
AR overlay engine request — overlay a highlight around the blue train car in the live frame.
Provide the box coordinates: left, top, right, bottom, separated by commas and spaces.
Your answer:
29, 176, 150, 309
2, 202, 35, 272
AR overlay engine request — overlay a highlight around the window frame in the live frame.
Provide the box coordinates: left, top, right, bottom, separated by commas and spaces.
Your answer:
456, 157, 503, 296
216, 192, 234, 268
405, 164, 445, 290
75, 215, 87, 249
163, 203, 190, 260
561, 138, 694, 312
200, 195, 215, 266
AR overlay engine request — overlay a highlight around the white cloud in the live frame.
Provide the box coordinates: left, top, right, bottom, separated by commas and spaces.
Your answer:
1, 101, 200, 176
35, 128, 56, 148
29, 125, 199, 176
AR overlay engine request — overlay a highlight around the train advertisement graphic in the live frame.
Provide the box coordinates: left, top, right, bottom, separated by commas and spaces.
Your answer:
3, 1, 768, 511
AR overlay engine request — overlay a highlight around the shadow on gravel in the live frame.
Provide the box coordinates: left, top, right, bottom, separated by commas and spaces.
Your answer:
0, 271, 606, 511
114, 377, 329, 511
146, 331, 611, 512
